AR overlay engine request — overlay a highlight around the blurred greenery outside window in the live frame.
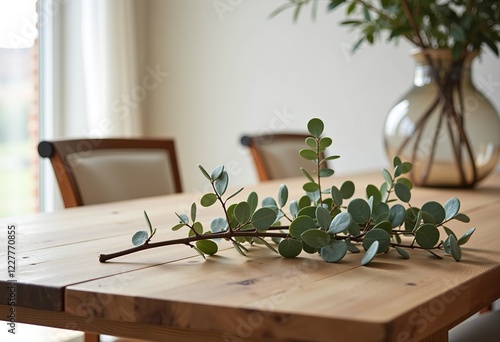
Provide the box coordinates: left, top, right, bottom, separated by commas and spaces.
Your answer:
0, 0, 38, 217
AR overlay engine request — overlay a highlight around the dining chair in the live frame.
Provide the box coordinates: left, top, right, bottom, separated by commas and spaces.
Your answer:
38, 138, 183, 342
38, 138, 183, 208
240, 133, 328, 181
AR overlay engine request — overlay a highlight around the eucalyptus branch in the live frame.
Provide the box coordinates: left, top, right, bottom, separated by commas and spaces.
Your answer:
101, 118, 476, 265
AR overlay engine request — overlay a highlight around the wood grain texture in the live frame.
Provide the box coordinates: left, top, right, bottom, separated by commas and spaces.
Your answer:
0, 172, 498, 341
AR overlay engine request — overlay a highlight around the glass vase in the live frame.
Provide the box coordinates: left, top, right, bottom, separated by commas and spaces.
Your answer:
384, 49, 500, 187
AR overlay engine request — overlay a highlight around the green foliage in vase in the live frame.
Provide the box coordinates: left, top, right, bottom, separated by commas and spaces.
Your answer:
99, 118, 475, 265
270, 0, 500, 59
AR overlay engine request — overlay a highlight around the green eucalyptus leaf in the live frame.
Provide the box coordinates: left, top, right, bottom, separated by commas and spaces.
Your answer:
316, 206, 332, 230
443, 226, 456, 239
191, 222, 203, 236
363, 228, 391, 253
226, 187, 244, 202
252, 207, 278, 231
373, 221, 392, 235
319, 168, 335, 177
301, 168, 315, 182
289, 215, 316, 239
247, 191, 258, 214
132, 231, 148, 246
421, 201, 445, 224
331, 186, 343, 206
210, 217, 228, 233
176, 213, 189, 224
232, 240, 247, 256
307, 118, 324, 138
340, 180, 355, 199
200, 193, 217, 207
427, 249, 443, 259
393, 156, 402, 168
211, 165, 224, 180
345, 238, 360, 253
190, 203, 197, 223
319, 137, 332, 151
449, 234, 461, 261
298, 195, 312, 208
323, 155, 341, 162
303, 182, 320, 193
366, 184, 381, 205
214, 171, 229, 196
389, 204, 406, 227
415, 224, 440, 249
305, 136, 317, 148
328, 212, 352, 234
348, 198, 371, 224
192, 245, 206, 259
400, 162, 412, 174
302, 240, 319, 254
301, 229, 331, 248
289, 200, 300, 218
278, 184, 288, 208
361, 240, 379, 266
394, 246, 410, 259
198, 164, 211, 181
196, 240, 218, 255
347, 220, 361, 236
394, 183, 411, 203
171, 223, 185, 231
143, 210, 153, 234
300, 149, 319, 160
262, 196, 277, 208
396, 177, 413, 190
320, 240, 348, 263
454, 213, 470, 223
382, 168, 393, 185
278, 238, 303, 258
298, 206, 317, 219
457, 227, 476, 245
234, 202, 251, 224
444, 197, 460, 221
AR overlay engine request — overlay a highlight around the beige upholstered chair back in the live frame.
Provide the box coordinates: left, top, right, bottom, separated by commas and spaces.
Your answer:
241, 133, 328, 181
38, 139, 183, 208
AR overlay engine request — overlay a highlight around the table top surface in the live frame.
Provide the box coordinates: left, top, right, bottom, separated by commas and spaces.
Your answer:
1, 171, 499, 341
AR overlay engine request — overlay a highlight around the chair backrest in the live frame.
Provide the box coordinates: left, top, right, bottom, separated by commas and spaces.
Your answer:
38, 138, 183, 208
240, 133, 327, 181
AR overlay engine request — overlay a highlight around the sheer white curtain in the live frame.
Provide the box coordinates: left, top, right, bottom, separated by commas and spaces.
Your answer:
40, 0, 143, 211
80, 0, 142, 137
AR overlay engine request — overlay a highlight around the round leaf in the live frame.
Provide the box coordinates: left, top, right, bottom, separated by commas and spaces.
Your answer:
362, 228, 391, 253
449, 234, 462, 261
415, 224, 440, 249
394, 183, 411, 203
211, 165, 224, 180
340, 181, 355, 199
458, 227, 476, 246
301, 229, 331, 248
320, 240, 348, 263
210, 217, 228, 233
421, 201, 445, 224
319, 137, 332, 150
277, 184, 288, 208
307, 118, 324, 138
303, 182, 320, 192
234, 202, 251, 224
299, 149, 318, 160
132, 231, 148, 246
214, 171, 229, 196
314, 206, 331, 230
319, 168, 335, 177
278, 238, 303, 258
289, 215, 316, 239
305, 137, 317, 148
444, 197, 460, 221
366, 184, 381, 205
252, 207, 278, 231
348, 198, 371, 224
394, 246, 410, 259
328, 212, 352, 234
389, 204, 406, 227
361, 241, 379, 266
247, 192, 258, 214
331, 186, 343, 206
196, 240, 218, 255
200, 193, 217, 207
345, 239, 360, 253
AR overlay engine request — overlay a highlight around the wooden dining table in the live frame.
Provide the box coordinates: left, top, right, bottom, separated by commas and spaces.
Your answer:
1, 171, 499, 342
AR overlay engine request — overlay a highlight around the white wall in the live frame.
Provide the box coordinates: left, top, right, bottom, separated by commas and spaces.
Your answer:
139, 0, 500, 192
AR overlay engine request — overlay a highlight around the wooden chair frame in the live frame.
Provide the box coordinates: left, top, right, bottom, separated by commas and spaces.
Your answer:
38, 138, 183, 208
241, 133, 326, 181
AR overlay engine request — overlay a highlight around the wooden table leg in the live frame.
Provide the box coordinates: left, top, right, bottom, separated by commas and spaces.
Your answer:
84, 332, 99, 342
419, 328, 448, 342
